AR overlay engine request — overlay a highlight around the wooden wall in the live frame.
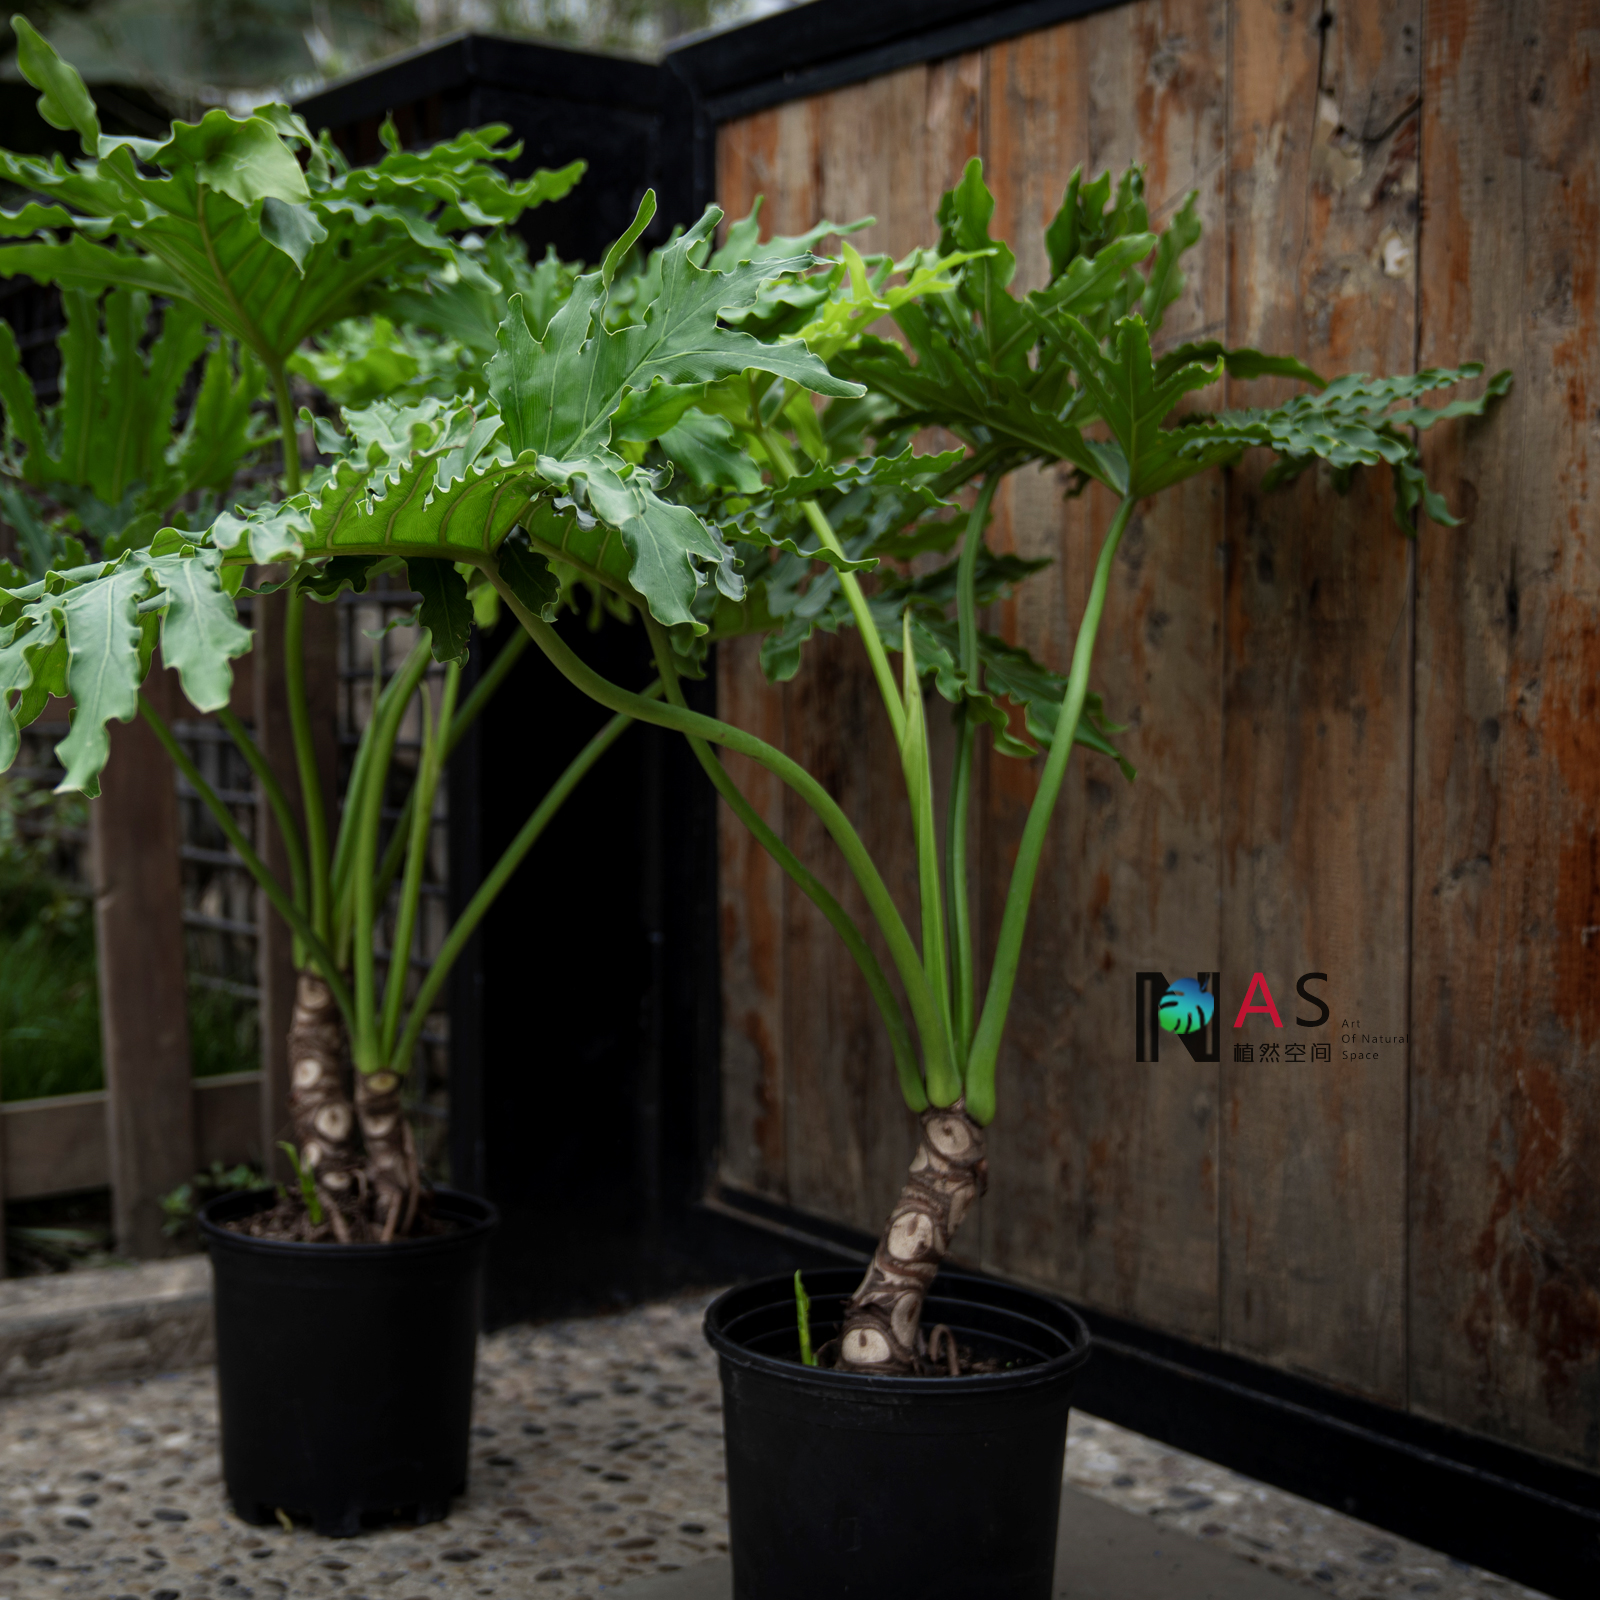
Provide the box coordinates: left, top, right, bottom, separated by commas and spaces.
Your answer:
712, 0, 1600, 1470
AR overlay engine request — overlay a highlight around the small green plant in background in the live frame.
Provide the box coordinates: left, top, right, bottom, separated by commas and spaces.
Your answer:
158, 1160, 262, 1239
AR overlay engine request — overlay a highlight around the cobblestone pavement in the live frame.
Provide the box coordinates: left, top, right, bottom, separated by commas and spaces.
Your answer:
0, 1289, 1551, 1600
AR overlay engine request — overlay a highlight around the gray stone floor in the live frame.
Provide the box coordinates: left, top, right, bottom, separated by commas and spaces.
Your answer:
0, 1289, 1552, 1600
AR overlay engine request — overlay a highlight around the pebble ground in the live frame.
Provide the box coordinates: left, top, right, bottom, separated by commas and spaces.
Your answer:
0, 1289, 1552, 1600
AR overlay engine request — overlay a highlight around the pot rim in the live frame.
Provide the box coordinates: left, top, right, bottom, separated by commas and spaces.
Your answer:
704, 1268, 1092, 1397
198, 1185, 498, 1261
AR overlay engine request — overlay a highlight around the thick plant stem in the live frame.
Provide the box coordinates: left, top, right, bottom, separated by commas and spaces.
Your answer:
353, 1065, 416, 1237
837, 1103, 987, 1373
286, 969, 361, 1203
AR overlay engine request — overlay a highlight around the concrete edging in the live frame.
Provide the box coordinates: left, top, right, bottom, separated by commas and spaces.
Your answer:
0, 1256, 213, 1397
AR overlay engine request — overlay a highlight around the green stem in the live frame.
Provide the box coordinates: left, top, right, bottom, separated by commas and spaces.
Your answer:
350, 641, 431, 1070
899, 614, 955, 1072
381, 662, 458, 1060
800, 497, 905, 740
964, 494, 1135, 1124
216, 706, 309, 957
493, 575, 954, 1102
138, 694, 353, 1022
268, 361, 300, 497
642, 614, 926, 1112
283, 582, 330, 945
388, 689, 653, 1071
371, 629, 530, 912
947, 473, 1000, 1056
331, 641, 429, 965
761, 429, 906, 742
946, 714, 975, 1055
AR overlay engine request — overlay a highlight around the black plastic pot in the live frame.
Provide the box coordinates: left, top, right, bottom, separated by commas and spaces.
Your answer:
705, 1268, 1091, 1600
198, 1187, 497, 1536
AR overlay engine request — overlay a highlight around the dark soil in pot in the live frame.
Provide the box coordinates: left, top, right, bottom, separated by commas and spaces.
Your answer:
705, 1268, 1091, 1600
199, 1187, 497, 1537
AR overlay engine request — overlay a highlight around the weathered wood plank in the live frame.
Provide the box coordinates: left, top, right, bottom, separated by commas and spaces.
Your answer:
975, 11, 1092, 1307
1074, 0, 1228, 1337
716, 64, 988, 1232
1411, 0, 1600, 1467
774, 73, 928, 1230
713, 634, 791, 1199
1, 1074, 262, 1201
1, 1092, 107, 1200
975, 0, 1228, 1343
92, 663, 195, 1258
193, 1070, 265, 1172
713, 110, 809, 1202
1221, 0, 1418, 1401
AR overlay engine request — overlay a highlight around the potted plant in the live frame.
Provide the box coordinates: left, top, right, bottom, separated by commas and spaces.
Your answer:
0, 23, 894, 1535
3, 21, 1510, 1577
0, 20, 586, 1535
205, 163, 1502, 1589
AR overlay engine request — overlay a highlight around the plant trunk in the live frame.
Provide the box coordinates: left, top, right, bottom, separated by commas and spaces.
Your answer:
838, 1104, 987, 1374
287, 970, 361, 1203
354, 1069, 419, 1240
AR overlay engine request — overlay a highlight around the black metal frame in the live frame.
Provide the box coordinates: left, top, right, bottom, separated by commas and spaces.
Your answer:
667, 0, 1124, 123
295, 29, 697, 265
285, 17, 1600, 1594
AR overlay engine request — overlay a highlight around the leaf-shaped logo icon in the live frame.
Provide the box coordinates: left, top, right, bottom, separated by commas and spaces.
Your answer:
1157, 977, 1214, 1036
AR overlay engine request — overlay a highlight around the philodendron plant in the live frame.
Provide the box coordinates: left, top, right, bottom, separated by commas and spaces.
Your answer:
0, 21, 598, 1236
2, 19, 1508, 1332
0, 26, 916, 1236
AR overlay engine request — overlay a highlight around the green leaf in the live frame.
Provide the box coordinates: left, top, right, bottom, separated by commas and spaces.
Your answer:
259, 197, 328, 271
53, 558, 151, 793
155, 549, 252, 710
488, 210, 861, 465
407, 558, 473, 664
0, 548, 249, 793
12, 17, 100, 155
300, 555, 379, 600
1139, 190, 1202, 333
1044, 312, 1223, 496
0, 87, 572, 368
766, 444, 966, 505
497, 536, 560, 621
1156, 341, 1325, 389
157, 111, 311, 209
659, 410, 763, 492
1172, 364, 1512, 527
601, 190, 657, 287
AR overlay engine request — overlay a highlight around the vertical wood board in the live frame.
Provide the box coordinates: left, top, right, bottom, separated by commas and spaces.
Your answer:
1220, 0, 1418, 1403
92, 663, 195, 1259
1411, 0, 1600, 1468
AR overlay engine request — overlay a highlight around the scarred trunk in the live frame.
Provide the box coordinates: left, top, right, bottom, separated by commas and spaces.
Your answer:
838, 1103, 988, 1374
354, 1069, 419, 1240
287, 970, 361, 1208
